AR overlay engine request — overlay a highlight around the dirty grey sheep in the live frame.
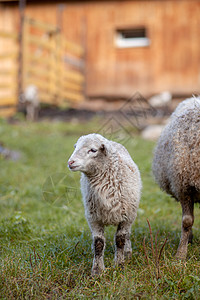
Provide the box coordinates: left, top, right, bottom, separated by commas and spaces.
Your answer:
152, 96, 200, 260
68, 133, 142, 275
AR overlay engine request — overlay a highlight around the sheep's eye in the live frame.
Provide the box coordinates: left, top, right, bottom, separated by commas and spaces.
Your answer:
74, 144, 77, 149
89, 148, 97, 153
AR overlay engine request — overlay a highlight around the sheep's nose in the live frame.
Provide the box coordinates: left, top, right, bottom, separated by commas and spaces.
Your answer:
68, 160, 75, 166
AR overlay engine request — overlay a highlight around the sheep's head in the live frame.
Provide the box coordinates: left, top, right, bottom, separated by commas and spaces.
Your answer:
68, 134, 108, 175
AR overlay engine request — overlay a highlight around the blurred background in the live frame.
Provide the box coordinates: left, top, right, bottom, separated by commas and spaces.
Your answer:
1, 2, 200, 297
0, 0, 199, 119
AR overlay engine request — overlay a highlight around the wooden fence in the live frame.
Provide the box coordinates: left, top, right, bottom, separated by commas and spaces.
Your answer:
0, 30, 18, 117
0, 16, 85, 117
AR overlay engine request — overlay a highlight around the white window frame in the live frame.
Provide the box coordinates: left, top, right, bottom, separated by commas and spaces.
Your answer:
115, 28, 150, 48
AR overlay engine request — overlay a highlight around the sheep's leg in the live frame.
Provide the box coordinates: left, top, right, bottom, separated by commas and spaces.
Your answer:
124, 225, 132, 260
188, 230, 193, 244
91, 224, 105, 276
176, 196, 194, 260
115, 222, 132, 266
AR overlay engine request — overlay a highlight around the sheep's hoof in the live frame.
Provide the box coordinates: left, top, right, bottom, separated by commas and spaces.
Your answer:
175, 251, 187, 261
115, 259, 125, 269
124, 250, 132, 260
91, 265, 104, 276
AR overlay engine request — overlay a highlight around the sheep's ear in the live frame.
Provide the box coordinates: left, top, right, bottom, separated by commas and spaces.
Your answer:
100, 144, 107, 155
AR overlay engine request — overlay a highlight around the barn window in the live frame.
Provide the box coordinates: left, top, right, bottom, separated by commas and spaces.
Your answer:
115, 27, 150, 48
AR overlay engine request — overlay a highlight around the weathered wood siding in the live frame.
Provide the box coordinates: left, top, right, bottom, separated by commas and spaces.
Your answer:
0, 0, 199, 99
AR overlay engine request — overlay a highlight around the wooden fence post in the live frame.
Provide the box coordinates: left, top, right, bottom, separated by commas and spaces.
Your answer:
18, 0, 26, 105
22, 17, 29, 93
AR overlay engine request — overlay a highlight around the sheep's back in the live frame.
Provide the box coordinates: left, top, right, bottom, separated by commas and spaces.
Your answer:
153, 109, 200, 201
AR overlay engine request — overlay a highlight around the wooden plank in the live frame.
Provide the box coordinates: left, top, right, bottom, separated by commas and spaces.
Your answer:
0, 69, 17, 76
49, 34, 57, 98
60, 37, 66, 102
64, 40, 84, 57
0, 31, 18, 40
0, 52, 18, 59
65, 70, 84, 83
0, 107, 16, 118
26, 78, 57, 94
0, 83, 17, 90
22, 18, 29, 92
26, 77, 83, 99
26, 55, 52, 68
63, 81, 83, 92
0, 97, 17, 105
39, 92, 56, 104
40, 90, 83, 104
64, 54, 84, 69
55, 33, 67, 102
27, 66, 51, 80
25, 17, 58, 33
27, 71, 84, 93
26, 35, 55, 51
62, 91, 84, 102
26, 78, 49, 91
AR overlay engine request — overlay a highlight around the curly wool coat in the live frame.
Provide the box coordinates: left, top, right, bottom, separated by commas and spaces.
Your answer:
68, 133, 142, 274
152, 96, 200, 260
80, 137, 141, 227
153, 97, 200, 201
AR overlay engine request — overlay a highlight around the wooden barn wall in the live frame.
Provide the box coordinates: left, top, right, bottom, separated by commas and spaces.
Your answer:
0, 4, 18, 104
0, 0, 199, 98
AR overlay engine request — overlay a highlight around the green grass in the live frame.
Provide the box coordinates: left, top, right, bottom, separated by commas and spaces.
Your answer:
1, 117, 200, 299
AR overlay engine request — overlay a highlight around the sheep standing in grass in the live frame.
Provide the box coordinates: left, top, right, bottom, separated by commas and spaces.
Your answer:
68, 133, 141, 275
152, 96, 200, 260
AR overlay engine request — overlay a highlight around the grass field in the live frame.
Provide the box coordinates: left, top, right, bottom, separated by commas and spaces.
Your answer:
1, 117, 200, 299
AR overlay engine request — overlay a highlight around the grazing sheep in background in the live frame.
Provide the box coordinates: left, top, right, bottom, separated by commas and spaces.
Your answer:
149, 91, 172, 108
152, 96, 200, 260
68, 133, 142, 275
24, 85, 39, 121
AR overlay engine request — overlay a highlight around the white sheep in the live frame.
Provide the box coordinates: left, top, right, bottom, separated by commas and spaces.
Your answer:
149, 91, 172, 108
24, 85, 39, 121
152, 96, 200, 260
68, 133, 142, 275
